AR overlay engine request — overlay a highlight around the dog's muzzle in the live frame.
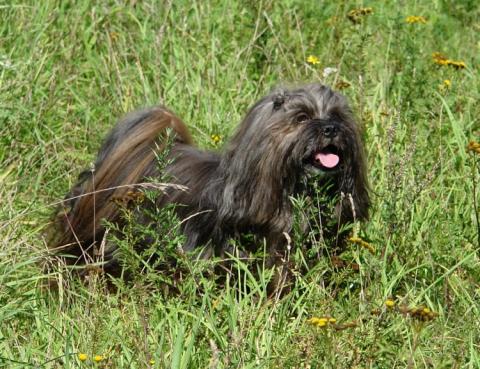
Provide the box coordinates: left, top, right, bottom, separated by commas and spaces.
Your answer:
303, 121, 344, 175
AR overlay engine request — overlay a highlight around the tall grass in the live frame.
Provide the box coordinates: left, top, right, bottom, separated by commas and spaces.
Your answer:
1, 1, 479, 368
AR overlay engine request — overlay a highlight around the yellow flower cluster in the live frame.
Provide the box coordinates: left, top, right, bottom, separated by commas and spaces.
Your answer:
77, 353, 104, 363
307, 316, 358, 331
467, 141, 480, 154
401, 306, 438, 322
384, 300, 438, 322
348, 236, 375, 254
347, 7, 373, 23
306, 55, 320, 65
211, 134, 221, 144
405, 15, 427, 24
432, 52, 466, 69
307, 316, 337, 328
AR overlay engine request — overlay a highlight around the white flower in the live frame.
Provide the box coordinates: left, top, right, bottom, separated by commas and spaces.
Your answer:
0, 56, 13, 69
322, 67, 338, 78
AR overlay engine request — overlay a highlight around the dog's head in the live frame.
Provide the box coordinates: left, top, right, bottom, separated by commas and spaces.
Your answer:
220, 83, 369, 226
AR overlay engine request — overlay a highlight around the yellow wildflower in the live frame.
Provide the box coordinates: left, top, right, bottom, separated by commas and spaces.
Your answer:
385, 299, 396, 308
78, 353, 88, 361
306, 55, 320, 65
433, 52, 466, 69
307, 316, 337, 328
399, 304, 438, 321
348, 236, 375, 254
316, 320, 327, 327
432, 52, 448, 65
347, 7, 373, 23
150, 359, 156, 365
467, 141, 480, 154
307, 317, 326, 324
405, 15, 427, 24
93, 355, 104, 362
211, 134, 221, 144
439, 79, 452, 92
449, 60, 466, 69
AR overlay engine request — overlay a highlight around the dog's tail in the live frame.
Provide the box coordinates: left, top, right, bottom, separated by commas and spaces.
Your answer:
49, 107, 192, 265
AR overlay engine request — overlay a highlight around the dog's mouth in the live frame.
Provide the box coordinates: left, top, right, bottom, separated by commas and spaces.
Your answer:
305, 145, 341, 174
313, 146, 340, 169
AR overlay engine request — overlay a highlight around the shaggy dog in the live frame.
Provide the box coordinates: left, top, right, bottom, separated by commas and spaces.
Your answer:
50, 83, 369, 283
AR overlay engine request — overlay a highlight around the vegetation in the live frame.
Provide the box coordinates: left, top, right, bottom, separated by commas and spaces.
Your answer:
1, 1, 479, 367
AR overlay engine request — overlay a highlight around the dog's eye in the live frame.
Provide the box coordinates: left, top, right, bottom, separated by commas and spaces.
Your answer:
295, 113, 309, 123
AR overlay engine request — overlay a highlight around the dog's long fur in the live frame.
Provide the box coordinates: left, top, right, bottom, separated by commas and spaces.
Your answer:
50, 83, 369, 276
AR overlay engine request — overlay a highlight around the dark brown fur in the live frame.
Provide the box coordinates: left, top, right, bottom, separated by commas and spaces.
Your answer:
50, 83, 369, 280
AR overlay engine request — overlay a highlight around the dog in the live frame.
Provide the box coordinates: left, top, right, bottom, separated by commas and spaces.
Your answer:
50, 83, 369, 284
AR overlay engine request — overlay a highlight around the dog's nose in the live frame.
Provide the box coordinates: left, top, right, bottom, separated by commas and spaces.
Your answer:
322, 124, 338, 138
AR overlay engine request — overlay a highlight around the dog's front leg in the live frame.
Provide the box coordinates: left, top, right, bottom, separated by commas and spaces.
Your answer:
265, 233, 293, 297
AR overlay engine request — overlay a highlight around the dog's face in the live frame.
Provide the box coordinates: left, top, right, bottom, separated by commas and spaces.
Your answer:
271, 88, 361, 180
221, 83, 369, 224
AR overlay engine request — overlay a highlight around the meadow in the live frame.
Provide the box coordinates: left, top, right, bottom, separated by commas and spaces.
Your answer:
1, 1, 479, 368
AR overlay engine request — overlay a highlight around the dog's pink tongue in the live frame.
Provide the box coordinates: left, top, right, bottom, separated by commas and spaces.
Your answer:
315, 152, 340, 168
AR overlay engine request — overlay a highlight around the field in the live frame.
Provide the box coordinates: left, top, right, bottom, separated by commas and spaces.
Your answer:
1, 1, 479, 368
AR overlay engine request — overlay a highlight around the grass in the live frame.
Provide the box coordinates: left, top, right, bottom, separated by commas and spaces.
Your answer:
1, 0, 479, 368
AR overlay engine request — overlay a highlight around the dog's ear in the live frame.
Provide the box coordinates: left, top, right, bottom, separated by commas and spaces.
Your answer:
272, 91, 287, 111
